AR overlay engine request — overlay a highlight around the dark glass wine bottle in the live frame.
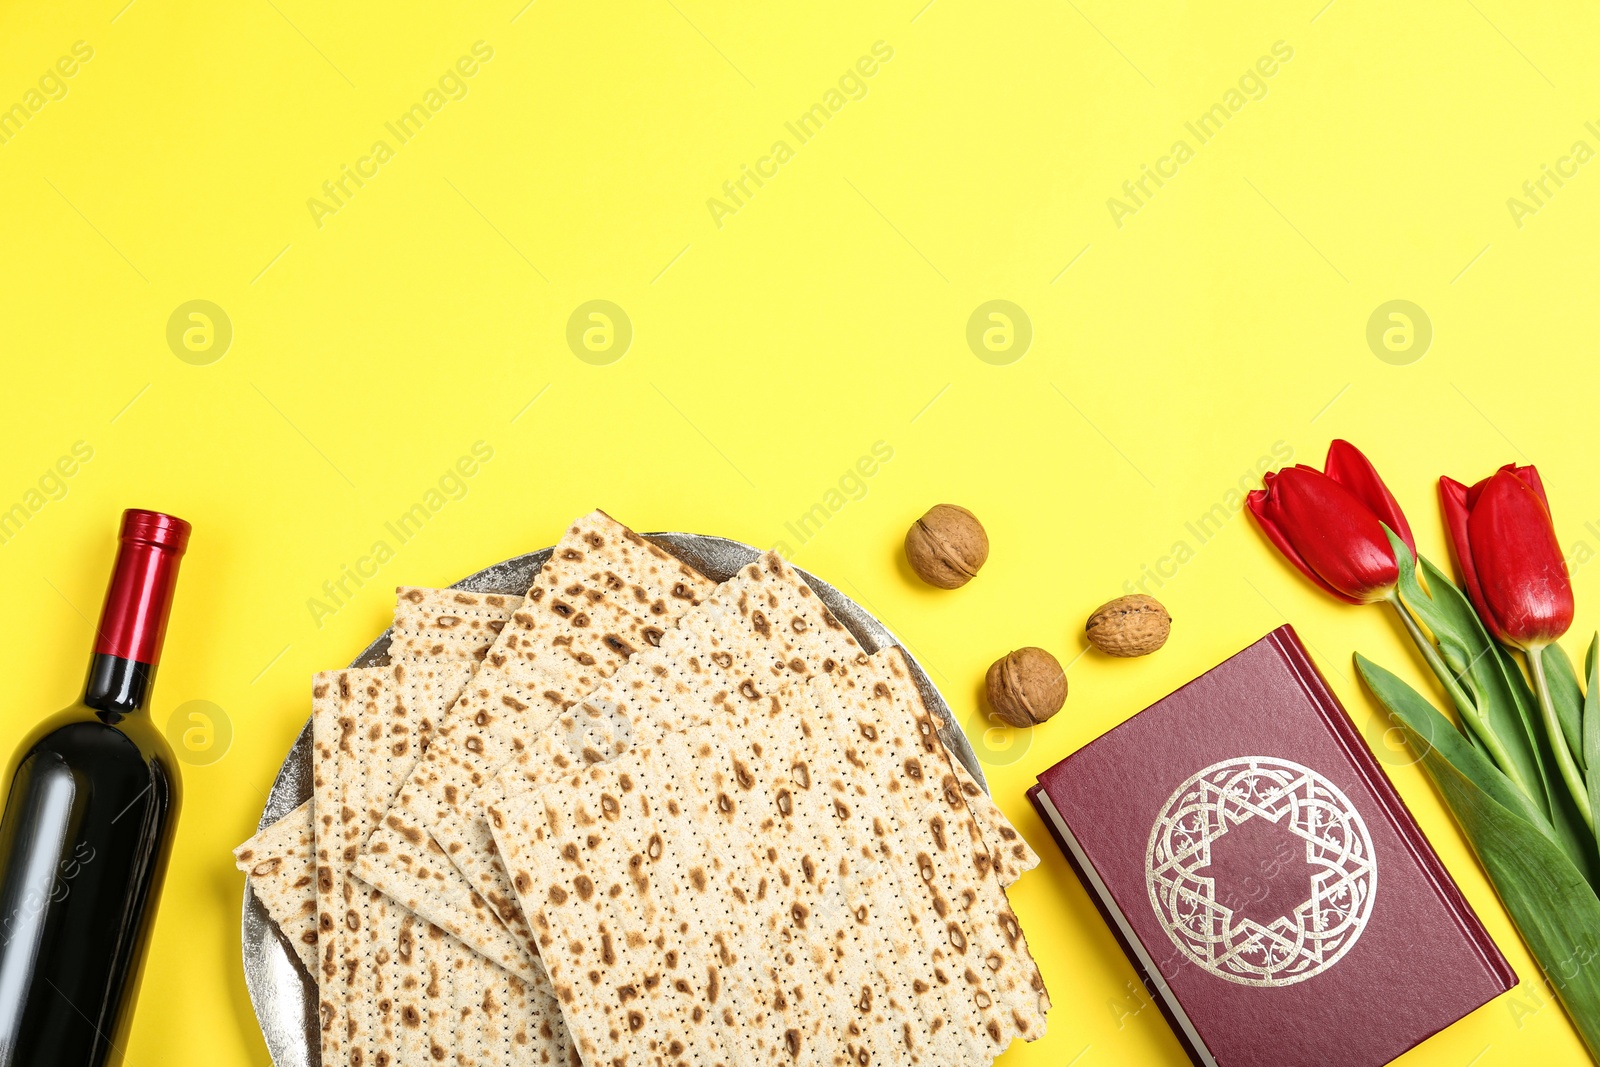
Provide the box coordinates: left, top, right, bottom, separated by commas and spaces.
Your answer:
0, 509, 190, 1067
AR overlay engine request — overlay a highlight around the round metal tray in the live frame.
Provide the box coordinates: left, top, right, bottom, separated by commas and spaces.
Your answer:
240, 532, 985, 1066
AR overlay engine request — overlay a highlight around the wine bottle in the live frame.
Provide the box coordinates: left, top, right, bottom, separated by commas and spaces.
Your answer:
0, 510, 190, 1067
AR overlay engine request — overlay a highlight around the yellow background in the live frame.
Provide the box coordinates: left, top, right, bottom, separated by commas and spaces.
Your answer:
0, 0, 1595, 1062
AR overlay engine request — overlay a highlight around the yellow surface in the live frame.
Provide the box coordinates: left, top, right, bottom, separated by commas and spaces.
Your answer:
0, 0, 1595, 1063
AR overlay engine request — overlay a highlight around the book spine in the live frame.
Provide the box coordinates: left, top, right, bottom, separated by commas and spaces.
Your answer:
1270, 626, 1518, 992
1025, 785, 1210, 1067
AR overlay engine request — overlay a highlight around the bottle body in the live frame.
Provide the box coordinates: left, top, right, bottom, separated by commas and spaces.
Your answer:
0, 692, 179, 1067
0, 510, 189, 1067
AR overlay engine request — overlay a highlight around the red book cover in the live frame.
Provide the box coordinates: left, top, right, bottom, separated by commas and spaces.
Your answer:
1029, 626, 1515, 1067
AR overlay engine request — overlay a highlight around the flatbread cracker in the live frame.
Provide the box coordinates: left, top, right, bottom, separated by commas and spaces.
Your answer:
239, 517, 1038, 1065
235, 586, 507, 982
312, 663, 574, 1067
483, 553, 871, 951
482, 554, 1029, 915
483, 551, 1036, 979
506, 735, 769, 1064
389, 587, 522, 664
487, 557, 1049, 1061
669, 681, 955, 1065
784, 678, 980, 1063
947, 759, 1039, 885
361, 541, 1022, 986
858, 649, 1050, 1043
495, 673, 1042, 1065
234, 800, 318, 975
357, 511, 715, 974
314, 664, 470, 1066
395, 911, 454, 1065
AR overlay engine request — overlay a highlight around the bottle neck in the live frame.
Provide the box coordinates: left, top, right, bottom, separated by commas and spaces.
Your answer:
83, 510, 190, 724
84, 654, 156, 720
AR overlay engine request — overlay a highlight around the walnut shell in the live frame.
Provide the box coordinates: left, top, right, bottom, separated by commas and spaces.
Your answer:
1085, 595, 1171, 657
904, 504, 988, 589
985, 647, 1067, 728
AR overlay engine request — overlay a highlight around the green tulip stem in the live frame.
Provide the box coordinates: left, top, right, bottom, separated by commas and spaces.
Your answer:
1529, 644, 1595, 834
1385, 594, 1535, 797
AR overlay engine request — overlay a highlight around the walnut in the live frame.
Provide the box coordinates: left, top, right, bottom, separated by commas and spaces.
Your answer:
1085, 595, 1171, 657
984, 647, 1067, 728
904, 505, 988, 589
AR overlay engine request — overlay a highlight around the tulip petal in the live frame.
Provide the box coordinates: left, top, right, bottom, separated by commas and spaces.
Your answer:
1439, 475, 1504, 643
1467, 469, 1574, 647
1508, 463, 1551, 511
1255, 467, 1399, 603
1247, 483, 1365, 604
1324, 440, 1416, 554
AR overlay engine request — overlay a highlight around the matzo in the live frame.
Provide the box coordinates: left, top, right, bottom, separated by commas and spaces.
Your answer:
370, 545, 1023, 983
692, 565, 1034, 891
486, 550, 1028, 893
651, 684, 945, 1065
504, 736, 784, 1065
358, 511, 715, 972
482, 552, 870, 956
233, 800, 318, 975
844, 650, 1050, 1045
235, 586, 514, 983
495, 675, 1044, 1065
312, 663, 573, 1067
314, 664, 470, 1067
486, 561, 1050, 1061
238, 516, 1039, 1066
947, 758, 1039, 886
483, 551, 1032, 971
389, 586, 522, 664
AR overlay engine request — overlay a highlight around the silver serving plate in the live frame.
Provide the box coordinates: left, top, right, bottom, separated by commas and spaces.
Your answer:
241, 532, 985, 1067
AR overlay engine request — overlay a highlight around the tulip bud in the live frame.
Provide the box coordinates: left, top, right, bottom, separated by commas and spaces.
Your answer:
1439, 464, 1573, 649
1247, 441, 1415, 604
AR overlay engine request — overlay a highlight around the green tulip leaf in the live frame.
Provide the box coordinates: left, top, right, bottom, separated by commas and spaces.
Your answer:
1411, 720, 1600, 1062
1386, 533, 1547, 811
1403, 553, 1483, 678
1547, 643, 1588, 775
1417, 557, 1548, 771
1585, 635, 1600, 869
1358, 653, 1600, 1061
1356, 655, 1552, 835
1387, 538, 1481, 722
1420, 556, 1564, 818
1384, 532, 1596, 884
1494, 642, 1600, 891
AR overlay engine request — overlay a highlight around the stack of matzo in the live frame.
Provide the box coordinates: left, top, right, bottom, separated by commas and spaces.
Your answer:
235, 511, 1047, 1064
236, 592, 575, 1066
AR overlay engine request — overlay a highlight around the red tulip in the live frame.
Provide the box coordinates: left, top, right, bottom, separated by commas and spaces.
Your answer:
1439, 464, 1573, 649
1247, 440, 1417, 604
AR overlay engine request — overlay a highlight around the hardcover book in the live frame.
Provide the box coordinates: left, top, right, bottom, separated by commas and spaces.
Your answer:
1028, 626, 1515, 1067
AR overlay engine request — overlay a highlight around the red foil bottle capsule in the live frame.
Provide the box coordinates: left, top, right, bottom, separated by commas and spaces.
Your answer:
0, 509, 190, 1066
93, 510, 189, 668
